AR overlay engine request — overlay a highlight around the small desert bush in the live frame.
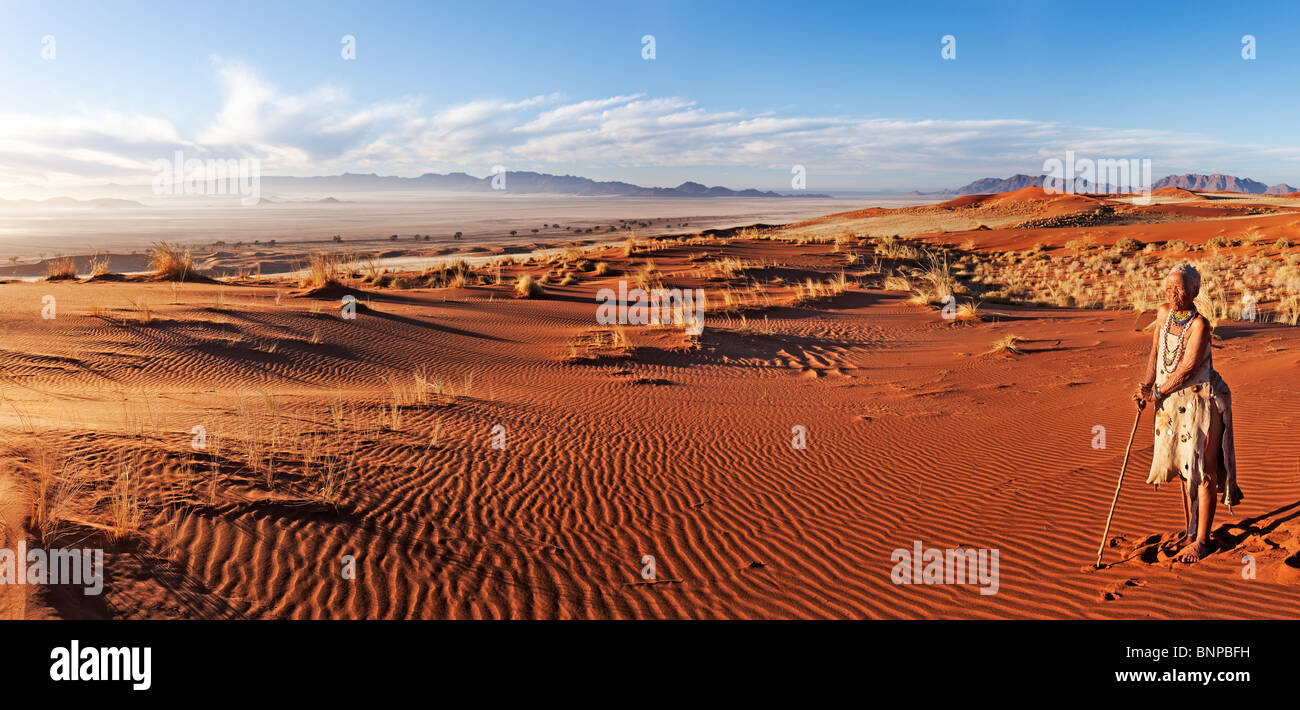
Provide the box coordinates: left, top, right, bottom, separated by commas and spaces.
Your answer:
423, 260, 474, 288
89, 253, 111, 276
299, 252, 346, 289
149, 242, 195, 281
874, 236, 921, 261
883, 274, 911, 291
514, 274, 544, 298
45, 256, 77, 280
26, 452, 91, 545
634, 261, 664, 291
1277, 295, 1300, 326
1064, 235, 1097, 251
988, 334, 1025, 355
955, 301, 982, 322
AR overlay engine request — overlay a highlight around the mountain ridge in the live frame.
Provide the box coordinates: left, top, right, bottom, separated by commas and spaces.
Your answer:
259, 171, 829, 198
918, 172, 1297, 196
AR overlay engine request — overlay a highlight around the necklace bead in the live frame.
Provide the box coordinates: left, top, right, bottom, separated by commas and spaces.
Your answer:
1161, 309, 1195, 374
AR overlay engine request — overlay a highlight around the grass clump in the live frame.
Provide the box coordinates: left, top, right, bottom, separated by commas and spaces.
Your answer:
45, 256, 78, 280
149, 242, 196, 281
514, 274, 544, 298
987, 334, 1026, 356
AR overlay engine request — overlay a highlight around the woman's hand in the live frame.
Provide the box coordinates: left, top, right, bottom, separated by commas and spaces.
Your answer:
1133, 381, 1153, 406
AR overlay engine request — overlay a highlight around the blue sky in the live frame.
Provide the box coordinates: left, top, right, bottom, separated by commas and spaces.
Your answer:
2, 0, 1298, 191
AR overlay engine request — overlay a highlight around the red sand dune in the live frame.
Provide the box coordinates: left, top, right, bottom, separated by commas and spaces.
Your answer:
1151, 186, 1206, 199
3, 192, 1300, 620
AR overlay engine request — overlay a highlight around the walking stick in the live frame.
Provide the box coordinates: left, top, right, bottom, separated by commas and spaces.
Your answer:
1094, 400, 1147, 568
1180, 479, 1190, 537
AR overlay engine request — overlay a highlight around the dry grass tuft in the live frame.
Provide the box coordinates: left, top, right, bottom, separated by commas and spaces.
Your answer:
108, 462, 142, 542
149, 242, 196, 281
89, 253, 112, 277
25, 449, 91, 545
300, 252, 345, 289
987, 334, 1026, 356
514, 274, 544, 298
45, 256, 78, 280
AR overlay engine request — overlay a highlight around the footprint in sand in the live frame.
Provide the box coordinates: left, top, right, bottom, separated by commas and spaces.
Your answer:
1117, 532, 1192, 564
1100, 578, 1147, 601
1273, 554, 1300, 584
1248, 520, 1300, 583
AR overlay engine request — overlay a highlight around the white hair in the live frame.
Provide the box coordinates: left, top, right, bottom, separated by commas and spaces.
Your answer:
1165, 263, 1201, 297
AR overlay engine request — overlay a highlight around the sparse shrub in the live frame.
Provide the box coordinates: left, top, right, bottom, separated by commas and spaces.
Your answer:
1064, 235, 1097, 251
299, 253, 344, 289
883, 275, 911, 291
988, 335, 1025, 355
149, 242, 196, 281
89, 253, 111, 276
45, 256, 77, 280
514, 274, 544, 298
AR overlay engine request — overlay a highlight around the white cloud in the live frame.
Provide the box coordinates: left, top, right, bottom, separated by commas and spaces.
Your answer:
2, 59, 1298, 190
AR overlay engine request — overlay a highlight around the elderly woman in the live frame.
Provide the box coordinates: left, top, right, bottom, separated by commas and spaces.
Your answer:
1133, 264, 1242, 562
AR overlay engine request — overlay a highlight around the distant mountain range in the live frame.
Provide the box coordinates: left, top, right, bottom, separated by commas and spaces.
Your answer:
1153, 174, 1296, 194
918, 173, 1297, 196
261, 171, 828, 198
0, 196, 144, 208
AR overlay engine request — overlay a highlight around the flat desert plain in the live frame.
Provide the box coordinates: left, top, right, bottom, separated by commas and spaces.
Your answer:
2, 186, 1299, 619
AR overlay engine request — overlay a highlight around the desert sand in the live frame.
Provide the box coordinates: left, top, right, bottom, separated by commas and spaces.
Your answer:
2, 187, 1299, 619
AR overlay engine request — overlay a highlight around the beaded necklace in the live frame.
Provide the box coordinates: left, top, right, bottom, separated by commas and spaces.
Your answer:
1161, 308, 1196, 373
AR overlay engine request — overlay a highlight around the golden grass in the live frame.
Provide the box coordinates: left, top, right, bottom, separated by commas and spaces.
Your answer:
149, 242, 195, 281
987, 334, 1026, 356
300, 252, 344, 289
514, 274, 544, 298
25, 449, 91, 545
129, 296, 152, 324
1278, 295, 1300, 326
46, 256, 78, 280
318, 447, 354, 504
108, 461, 142, 542
955, 301, 982, 322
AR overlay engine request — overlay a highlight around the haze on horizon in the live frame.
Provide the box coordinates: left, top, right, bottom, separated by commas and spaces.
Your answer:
2, 0, 1300, 194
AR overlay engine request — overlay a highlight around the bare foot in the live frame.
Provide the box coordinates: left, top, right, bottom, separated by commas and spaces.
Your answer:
1178, 540, 1213, 563
1165, 531, 1191, 556
1164, 530, 1190, 551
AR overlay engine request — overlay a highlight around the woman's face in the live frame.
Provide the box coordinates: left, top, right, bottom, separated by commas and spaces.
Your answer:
1165, 275, 1193, 309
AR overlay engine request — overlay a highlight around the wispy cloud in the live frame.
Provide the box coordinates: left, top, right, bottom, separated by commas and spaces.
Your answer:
2, 59, 1298, 189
